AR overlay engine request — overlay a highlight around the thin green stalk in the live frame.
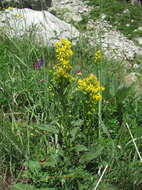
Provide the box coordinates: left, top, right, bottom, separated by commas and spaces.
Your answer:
97, 59, 103, 138
98, 70, 102, 138
26, 124, 30, 159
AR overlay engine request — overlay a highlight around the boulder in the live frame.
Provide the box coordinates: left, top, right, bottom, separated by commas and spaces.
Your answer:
0, 8, 80, 44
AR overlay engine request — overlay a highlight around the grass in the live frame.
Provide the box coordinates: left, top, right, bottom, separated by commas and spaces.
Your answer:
82, 0, 142, 40
0, 1, 142, 190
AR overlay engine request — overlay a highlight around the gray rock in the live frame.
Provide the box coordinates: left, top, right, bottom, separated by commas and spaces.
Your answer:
1, 0, 141, 61
0, 8, 80, 44
49, 0, 142, 61
51, 0, 92, 22
135, 37, 142, 45
85, 18, 142, 60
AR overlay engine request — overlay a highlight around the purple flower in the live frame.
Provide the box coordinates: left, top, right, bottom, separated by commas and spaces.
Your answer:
76, 70, 82, 75
34, 59, 44, 70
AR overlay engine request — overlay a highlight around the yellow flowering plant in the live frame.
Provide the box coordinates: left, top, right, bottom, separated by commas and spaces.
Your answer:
53, 39, 74, 83
55, 39, 73, 63
77, 73, 105, 121
47, 39, 75, 126
94, 50, 102, 63
54, 66, 74, 81
7, 6, 14, 10
78, 73, 104, 102
50, 39, 105, 129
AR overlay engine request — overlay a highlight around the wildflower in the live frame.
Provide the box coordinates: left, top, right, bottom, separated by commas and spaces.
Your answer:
55, 39, 73, 63
78, 73, 104, 102
92, 94, 102, 101
34, 59, 44, 70
76, 70, 82, 75
54, 39, 74, 81
30, 133, 36, 136
54, 66, 74, 81
7, 6, 14, 10
14, 13, 23, 18
95, 50, 102, 62
61, 60, 72, 70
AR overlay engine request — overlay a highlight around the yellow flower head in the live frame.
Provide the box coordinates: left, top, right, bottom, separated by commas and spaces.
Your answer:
55, 39, 73, 63
78, 73, 104, 102
54, 39, 74, 83
7, 6, 14, 10
14, 13, 23, 18
95, 50, 102, 62
54, 66, 74, 81
61, 60, 72, 70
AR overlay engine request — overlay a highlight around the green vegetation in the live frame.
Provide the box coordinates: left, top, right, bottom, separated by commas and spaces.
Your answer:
0, 1, 142, 190
0, 33, 142, 190
84, 0, 142, 39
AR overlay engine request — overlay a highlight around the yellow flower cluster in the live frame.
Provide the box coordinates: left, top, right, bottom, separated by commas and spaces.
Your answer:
95, 50, 102, 62
55, 60, 72, 70
7, 6, 14, 10
55, 39, 73, 63
78, 73, 104, 102
54, 66, 74, 81
54, 39, 74, 81
14, 13, 23, 18
0, 6, 13, 10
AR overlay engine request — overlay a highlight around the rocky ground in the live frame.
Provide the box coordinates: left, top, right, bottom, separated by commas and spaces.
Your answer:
0, 0, 142, 61
51, 0, 92, 22
49, 0, 142, 89
51, 0, 142, 61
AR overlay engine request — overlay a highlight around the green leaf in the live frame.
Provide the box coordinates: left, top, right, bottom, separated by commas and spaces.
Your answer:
72, 145, 88, 152
71, 119, 84, 127
24, 160, 41, 171
70, 127, 80, 141
44, 152, 60, 167
109, 76, 119, 97
11, 184, 57, 190
80, 146, 104, 163
36, 124, 59, 134
38, 188, 57, 190
116, 84, 133, 103
44, 159, 57, 167
11, 183, 36, 190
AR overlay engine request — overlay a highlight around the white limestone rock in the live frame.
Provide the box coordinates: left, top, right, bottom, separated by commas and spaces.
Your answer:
135, 37, 142, 45
85, 19, 142, 61
0, 8, 80, 44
